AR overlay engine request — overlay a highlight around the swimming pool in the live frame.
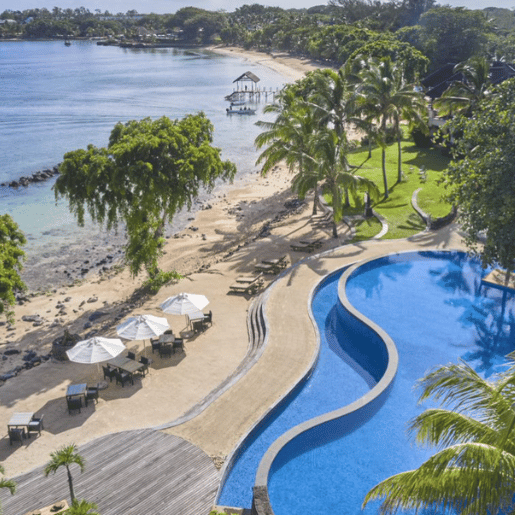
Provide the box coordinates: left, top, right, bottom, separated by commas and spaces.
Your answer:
218, 250, 515, 514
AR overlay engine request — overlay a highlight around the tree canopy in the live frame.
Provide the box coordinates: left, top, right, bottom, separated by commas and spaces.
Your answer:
0, 214, 26, 323
55, 113, 236, 278
441, 79, 515, 283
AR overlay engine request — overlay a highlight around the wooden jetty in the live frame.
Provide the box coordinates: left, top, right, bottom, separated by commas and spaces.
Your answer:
225, 71, 280, 102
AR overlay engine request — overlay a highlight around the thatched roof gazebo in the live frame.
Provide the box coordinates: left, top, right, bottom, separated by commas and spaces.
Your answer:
233, 71, 260, 92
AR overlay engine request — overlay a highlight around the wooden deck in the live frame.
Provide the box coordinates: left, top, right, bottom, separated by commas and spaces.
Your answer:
0, 429, 220, 515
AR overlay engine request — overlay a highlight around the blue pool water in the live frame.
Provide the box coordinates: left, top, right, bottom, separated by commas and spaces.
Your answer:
218, 251, 515, 513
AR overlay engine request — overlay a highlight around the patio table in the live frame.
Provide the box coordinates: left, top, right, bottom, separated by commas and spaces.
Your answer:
108, 356, 144, 375
158, 333, 175, 344
66, 383, 87, 399
8, 412, 34, 437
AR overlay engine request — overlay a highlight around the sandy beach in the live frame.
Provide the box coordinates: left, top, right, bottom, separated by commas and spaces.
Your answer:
0, 46, 468, 514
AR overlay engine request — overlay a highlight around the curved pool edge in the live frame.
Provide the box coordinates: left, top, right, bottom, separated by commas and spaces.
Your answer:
215, 250, 339, 508
252, 254, 401, 515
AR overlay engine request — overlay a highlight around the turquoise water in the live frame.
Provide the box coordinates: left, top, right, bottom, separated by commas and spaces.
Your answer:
219, 251, 515, 513
0, 41, 285, 263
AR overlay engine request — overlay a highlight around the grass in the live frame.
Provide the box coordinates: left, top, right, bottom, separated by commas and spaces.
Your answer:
346, 140, 452, 239
351, 216, 383, 241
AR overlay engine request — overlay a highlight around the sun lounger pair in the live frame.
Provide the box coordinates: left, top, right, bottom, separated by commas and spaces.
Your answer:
229, 273, 264, 294
290, 238, 324, 252
311, 211, 333, 227
254, 255, 288, 274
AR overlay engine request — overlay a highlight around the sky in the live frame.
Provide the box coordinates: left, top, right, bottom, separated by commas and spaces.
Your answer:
0, 0, 512, 15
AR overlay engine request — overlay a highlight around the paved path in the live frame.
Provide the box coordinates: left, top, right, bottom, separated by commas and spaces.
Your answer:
0, 429, 219, 515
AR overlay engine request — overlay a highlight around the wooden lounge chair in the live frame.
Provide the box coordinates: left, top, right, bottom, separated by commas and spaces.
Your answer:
229, 273, 264, 294
255, 256, 288, 274
290, 238, 324, 252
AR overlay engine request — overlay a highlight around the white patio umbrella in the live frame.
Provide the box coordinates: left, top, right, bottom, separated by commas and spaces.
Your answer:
160, 293, 209, 329
160, 292, 209, 315
66, 337, 126, 384
116, 314, 170, 355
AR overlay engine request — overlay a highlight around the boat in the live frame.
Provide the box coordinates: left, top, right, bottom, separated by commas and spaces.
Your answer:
230, 100, 246, 106
64, 40, 71, 46
226, 106, 256, 115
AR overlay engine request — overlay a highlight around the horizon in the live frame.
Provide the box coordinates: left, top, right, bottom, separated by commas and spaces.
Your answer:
0, 0, 513, 15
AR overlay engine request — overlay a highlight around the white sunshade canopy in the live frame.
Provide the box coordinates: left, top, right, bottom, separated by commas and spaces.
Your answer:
66, 337, 126, 364
116, 314, 170, 341
160, 293, 209, 316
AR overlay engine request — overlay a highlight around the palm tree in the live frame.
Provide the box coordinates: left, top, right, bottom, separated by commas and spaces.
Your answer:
355, 57, 426, 194
44, 444, 86, 503
314, 128, 380, 238
434, 55, 491, 118
363, 360, 515, 515
0, 466, 16, 515
66, 498, 100, 515
255, 90, 321, 214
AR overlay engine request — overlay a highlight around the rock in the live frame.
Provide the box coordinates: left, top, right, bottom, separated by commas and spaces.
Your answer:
88, 311, 106, 322
21, 314, 43, 323
0, 372, 17, 381
23, 351, 37, 362
87, 296, 98, 303
83, 322, 92, 329
64, 297, 72, 302
3, 349, 20, 356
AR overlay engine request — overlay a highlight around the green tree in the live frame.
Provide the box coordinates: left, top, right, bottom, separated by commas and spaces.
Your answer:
314, 128, 379, 237
44, 444, 85, 503
356, 57, 425, 194
66, 498, 100, 515
440, 79, 515, 285
363, 360, 515, 515
0, 466, 16, 515
418, 7, 493, 70
255, 90, 321, 214
0, 214, 26, 323
55, 114, 236, 280
434, 55, 492, 117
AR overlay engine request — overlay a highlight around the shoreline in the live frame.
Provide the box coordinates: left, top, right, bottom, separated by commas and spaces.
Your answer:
1, 45, 324, 373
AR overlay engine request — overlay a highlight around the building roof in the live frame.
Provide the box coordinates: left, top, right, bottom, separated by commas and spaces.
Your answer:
233, 71, 260, 83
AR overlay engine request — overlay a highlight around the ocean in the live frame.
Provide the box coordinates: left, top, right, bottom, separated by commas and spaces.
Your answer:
0, 40, 286, 289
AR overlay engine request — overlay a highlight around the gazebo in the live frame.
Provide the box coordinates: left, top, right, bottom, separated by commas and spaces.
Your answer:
233, 71, 260, 93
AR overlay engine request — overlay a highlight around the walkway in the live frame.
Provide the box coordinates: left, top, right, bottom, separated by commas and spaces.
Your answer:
0, 429, 219, 515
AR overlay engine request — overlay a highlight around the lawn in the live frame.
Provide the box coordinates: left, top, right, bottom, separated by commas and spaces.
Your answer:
346, 140, 452, 239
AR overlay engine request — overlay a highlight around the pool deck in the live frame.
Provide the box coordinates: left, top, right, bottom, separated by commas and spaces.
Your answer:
0, 223, 468, 513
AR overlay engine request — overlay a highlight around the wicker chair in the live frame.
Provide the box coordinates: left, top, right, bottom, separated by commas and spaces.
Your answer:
27, 415, 44, 437
138, 356, 153, 376
103, 365, 116, 382
159, 344, 173, 358
151, 339, 161, 354
9, 428, 24, 446
127, 351, 136, 360
86, 385, 99, 406
67, 397, 82, 415
115, 370, 133, 387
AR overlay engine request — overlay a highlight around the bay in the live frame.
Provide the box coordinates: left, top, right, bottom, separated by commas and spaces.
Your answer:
0, 41, 286, 289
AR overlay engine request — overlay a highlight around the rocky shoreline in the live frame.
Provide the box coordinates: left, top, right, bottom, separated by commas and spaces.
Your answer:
1, 165, 60, 188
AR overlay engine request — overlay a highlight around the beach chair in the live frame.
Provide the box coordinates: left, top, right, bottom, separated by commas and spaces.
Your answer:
229, 273, 264, 295
290, 238, 324, 252
255, 255, 288, 274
